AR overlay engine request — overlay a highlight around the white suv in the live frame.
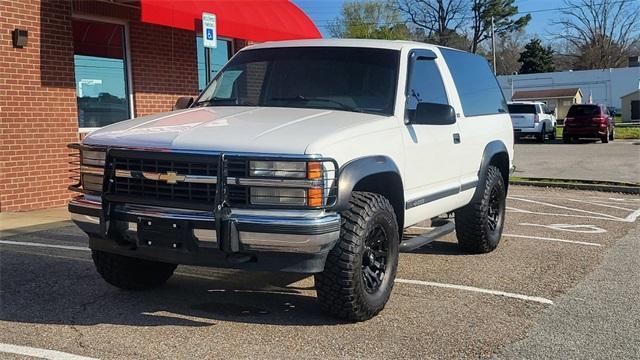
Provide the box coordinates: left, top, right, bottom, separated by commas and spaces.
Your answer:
68, 39, 514, 321
508, 101, 557, 142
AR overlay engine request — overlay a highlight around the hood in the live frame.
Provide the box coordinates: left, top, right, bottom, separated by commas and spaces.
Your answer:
83, 106, 393, 154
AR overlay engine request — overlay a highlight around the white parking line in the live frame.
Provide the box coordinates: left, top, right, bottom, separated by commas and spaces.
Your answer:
506, 206, 622, 222
502, 234, 602, 247
0, 240, 556, 306
519, 223, 607, 234
508, 193, 640, 203
625, 208, 640, 222
141, 311, 216, 325
0, 240, 90, 251
0, 343, 98, 360
508, 197, 623, 220
565, 198, 636, 212
395, 278, 554, 305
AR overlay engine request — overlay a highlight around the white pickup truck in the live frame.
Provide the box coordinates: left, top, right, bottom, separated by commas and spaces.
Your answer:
508, 101, 557, 142
69, 39, 514, 321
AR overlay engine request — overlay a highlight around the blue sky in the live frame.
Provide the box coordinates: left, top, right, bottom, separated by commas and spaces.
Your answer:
293, 0, 560, 39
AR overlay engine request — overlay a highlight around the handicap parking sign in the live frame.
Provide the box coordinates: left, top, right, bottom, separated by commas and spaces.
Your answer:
202, 12, 217, 48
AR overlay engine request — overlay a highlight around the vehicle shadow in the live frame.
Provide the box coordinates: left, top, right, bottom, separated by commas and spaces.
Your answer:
402, 240, 469, 256
0, 249, 344, 327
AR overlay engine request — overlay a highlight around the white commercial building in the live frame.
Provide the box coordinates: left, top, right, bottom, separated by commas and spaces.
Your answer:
497, 67, 640, 110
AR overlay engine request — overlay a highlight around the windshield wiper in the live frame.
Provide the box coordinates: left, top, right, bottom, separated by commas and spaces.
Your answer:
271, 95, 362, 113
193, 97, 257, 107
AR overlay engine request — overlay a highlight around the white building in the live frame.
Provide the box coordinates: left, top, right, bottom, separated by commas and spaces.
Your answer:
497, 67, 640, 110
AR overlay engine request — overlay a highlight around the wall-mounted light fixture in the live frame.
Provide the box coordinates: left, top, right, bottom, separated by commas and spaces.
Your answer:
12, 28, 28, 48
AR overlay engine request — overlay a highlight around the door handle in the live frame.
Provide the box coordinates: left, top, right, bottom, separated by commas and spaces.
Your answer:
453, 133, 461, 144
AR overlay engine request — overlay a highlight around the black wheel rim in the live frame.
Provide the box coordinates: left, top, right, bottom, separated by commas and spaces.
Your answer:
487, 188, 502, 233
361, 224, 388, 294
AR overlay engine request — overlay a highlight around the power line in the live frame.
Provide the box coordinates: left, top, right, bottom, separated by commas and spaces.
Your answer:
313, 0, 639, 28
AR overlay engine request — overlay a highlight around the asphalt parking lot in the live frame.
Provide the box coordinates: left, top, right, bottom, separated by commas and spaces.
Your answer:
513, 139, 640, 183
1, 186, 639, 359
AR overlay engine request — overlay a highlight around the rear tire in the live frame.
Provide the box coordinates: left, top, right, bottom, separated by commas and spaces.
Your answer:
454, 165, 506, 254
92, 250, 177, 290
601, 129, 609, 143
536, 124, 546, 143
549, 126, 557, 140
315, 192, 399, 321
609, 128, 615, 141
562, 133, 572, 144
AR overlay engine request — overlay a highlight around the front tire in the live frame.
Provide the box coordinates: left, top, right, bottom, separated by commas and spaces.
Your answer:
315, 192, 399, 321
454, 165, 506, 253
92, 250, 177, 290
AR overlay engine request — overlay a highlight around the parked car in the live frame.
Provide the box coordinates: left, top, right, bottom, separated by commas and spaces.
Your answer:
507, 101, 556, 142
68, 39, 514, 321
563, 104, 615, 143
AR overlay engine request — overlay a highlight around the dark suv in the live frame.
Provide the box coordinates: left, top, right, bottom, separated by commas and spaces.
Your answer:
563, 104, 615, 143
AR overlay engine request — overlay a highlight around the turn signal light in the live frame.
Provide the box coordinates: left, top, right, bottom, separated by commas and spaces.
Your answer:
307, 161, 323, 180
307, 187, 323, 207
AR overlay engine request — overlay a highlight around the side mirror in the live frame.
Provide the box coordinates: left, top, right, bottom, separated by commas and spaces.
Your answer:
173, 96, 193, 110
411, 102, 456, 125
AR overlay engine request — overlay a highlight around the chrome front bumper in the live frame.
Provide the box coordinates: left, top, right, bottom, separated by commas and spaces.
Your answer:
69, 196, 341, 255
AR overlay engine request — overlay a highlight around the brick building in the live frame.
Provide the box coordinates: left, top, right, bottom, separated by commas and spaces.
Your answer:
0, 0, 319, 212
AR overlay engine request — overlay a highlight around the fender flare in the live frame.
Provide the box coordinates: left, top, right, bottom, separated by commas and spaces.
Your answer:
330, 155, 402, 211
472, 140, 510, 200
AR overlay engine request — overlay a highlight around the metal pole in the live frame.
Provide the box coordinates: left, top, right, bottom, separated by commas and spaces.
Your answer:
491, 16, 496, 75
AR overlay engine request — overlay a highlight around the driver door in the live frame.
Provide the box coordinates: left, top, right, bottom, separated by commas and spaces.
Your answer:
402, 50, 463, 222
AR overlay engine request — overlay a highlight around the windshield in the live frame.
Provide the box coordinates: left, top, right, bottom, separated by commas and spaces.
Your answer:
508, 104, 537, 114
567, 105, 600, 117
194, 47, 400, 115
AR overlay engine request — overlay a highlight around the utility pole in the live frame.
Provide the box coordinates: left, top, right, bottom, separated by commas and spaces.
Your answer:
491, 16, 496, 75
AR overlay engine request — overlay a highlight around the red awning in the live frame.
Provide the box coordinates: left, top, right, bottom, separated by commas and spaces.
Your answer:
140, 0, 321, 42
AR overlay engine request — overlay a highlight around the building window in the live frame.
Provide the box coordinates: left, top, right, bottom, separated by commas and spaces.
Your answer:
196, 37, 232, 92
73, 19, 131, 129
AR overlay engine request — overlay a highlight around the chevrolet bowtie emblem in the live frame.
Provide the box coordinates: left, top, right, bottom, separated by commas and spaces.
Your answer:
158, 171, 186, 184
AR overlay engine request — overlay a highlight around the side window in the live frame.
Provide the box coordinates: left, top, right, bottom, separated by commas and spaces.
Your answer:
441, 48, 507, 117
406, 58, 449, 114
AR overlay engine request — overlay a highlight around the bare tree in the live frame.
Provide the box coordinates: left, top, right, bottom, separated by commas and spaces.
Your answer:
493, 31, 527, 75
551, 0, 640, 69
328, 0, 411, 40
395, 0, 467, 46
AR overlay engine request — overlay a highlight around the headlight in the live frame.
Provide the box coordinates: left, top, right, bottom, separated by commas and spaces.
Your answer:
250, 187, 307, 206
80, 173, 104, 192
82, 149, 106, 167
250, 161, 310, 178
248, 160, 330, 207
68, 144, 105, 194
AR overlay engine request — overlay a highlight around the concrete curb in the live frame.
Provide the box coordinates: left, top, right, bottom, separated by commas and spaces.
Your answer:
510, 179, 640, 195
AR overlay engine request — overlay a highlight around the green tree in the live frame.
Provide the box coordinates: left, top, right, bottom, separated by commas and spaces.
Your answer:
518, 38, 555, 74
470, 0, 531, 53
329, 0, 411, 40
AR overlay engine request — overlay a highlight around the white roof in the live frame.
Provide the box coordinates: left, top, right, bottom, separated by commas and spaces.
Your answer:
243, 38, 440, 52
508, 101, 546, 105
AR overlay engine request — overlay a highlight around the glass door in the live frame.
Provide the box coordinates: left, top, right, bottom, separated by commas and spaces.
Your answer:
72, 19, 131, 129
196, 37, 232, 92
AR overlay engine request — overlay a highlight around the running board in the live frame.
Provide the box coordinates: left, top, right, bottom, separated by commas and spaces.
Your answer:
400, 219, 455, 252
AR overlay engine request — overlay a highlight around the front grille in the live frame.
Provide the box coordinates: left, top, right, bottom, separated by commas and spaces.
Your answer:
109, 151, 249, 207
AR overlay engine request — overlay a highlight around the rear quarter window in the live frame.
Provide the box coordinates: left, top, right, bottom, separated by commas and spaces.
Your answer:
508, 104, 536, 114
441, 48, 507, 117
567, 105, 600, 117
